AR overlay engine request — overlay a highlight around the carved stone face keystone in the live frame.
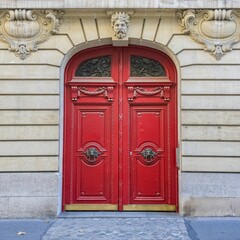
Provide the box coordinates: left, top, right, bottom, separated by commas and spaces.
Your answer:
111, 12, 130, 39
113, 19, 128, 39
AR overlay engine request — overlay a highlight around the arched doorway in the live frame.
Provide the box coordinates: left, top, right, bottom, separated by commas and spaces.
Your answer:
63, 45, 178, 211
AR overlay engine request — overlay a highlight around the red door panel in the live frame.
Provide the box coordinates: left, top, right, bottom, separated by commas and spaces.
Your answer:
76, 107, 111, 202
63, 45, 178, 211
130, 107, 166, 203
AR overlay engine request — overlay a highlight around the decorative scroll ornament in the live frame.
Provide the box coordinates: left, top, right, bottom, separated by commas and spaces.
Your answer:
177, 9, 240, 60
127, 86, 170, 102
71, 86, 114, 102
0, 9, 64, 59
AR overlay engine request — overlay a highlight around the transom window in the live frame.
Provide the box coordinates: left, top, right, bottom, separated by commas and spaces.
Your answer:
75, 56, 111, 77
130, 55, 166, 77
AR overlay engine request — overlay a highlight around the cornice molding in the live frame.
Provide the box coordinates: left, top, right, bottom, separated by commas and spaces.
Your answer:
0, 0, 239, 9
177, 9, 240, 60
0, 9, 64, 59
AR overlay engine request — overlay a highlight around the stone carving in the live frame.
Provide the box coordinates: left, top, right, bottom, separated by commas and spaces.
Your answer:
0, 9, 63, 59
111, 12, 130, 39
177, 9, 240, 60
127, 86, 171, 102
71, 86, 114, 102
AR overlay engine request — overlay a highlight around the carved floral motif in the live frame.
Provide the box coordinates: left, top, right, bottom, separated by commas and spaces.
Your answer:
0, 9, 64, 59
177, 9, 240, 60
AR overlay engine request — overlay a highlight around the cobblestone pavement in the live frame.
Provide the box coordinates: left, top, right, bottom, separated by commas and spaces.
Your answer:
42, 212, 190, 240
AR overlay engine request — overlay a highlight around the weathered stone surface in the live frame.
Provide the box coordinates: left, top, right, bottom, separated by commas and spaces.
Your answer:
0, 197, 9, 218
181, 173, 240, 197
182, 126, 240, 141
178, 50, 240, 66
0, 65, 59, 79
182, 111, 240, 125
180, 173, 240, 216
155, 17, 182, 45
0, 173, 58, 196
60, 18, 86, 45
0, 126, 58, 140
39, 35, 73, 54
142, 18, 159, 41
8, 197, 58, 218
182, 157, 240, 172
81, 18, 98, 41
182, 65, 240, 79
182, 96, 240, 109
0, 110, 59, 124
0, 157, 58, 171
0, 49, 63, 65
0, 96, 59, 110
182, 81, 240, 94
182, 142, 240, 156
181, 197, 240, 216
0, 141, 58, 156
0, 80, 59, 94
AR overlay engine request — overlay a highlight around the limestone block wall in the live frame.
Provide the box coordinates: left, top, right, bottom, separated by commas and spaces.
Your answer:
0, 42, 61, 217
0, 9, 239, 217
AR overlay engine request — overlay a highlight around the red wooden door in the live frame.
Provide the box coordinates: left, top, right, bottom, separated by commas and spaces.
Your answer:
63, 46, 178, 211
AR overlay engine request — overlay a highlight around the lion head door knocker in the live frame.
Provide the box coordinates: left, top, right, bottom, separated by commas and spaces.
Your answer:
140, 148, 158, 164
83, 147, 103, 164
111, 12, 130, 39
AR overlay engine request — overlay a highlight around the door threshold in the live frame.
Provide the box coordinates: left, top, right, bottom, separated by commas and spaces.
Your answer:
59, 211, 179, 218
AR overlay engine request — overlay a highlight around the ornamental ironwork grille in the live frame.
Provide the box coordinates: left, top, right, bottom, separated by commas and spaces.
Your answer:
130, 55, 166, 77
75, 56, 111, 77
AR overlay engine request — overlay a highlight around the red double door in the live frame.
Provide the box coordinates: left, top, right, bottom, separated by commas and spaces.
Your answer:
63, 46, 178, 211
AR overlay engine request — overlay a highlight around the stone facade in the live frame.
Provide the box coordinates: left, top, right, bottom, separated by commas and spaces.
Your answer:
0, 4, 239, 217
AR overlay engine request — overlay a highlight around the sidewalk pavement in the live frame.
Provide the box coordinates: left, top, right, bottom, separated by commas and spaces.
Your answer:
0, 212, 239, 240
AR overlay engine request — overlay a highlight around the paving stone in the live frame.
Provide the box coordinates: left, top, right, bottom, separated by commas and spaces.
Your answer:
42, 214, 190, 240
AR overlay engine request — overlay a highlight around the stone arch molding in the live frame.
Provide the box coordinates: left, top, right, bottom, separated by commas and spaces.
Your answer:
0, 9, 64, 59
177, 9, 240, 60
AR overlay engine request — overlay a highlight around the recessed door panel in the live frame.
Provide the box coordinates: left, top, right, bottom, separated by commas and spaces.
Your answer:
76, 107, 111, 202
130, 107, 166, 203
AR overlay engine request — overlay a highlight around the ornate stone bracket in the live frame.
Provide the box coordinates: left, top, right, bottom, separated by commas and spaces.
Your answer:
71, 86, 114, 102
127, 86, 170, 102
177, 9, 240, 60
0, 9, 64, 59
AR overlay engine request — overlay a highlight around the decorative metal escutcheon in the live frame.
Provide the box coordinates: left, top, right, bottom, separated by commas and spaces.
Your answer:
83, 147, 103, 162
140, 148, 157, 160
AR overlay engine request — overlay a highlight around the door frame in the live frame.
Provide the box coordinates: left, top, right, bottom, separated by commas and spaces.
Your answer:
59, 41, 181, 214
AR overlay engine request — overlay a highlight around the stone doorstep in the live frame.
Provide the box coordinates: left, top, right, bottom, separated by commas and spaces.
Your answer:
59, 211, 181, 218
